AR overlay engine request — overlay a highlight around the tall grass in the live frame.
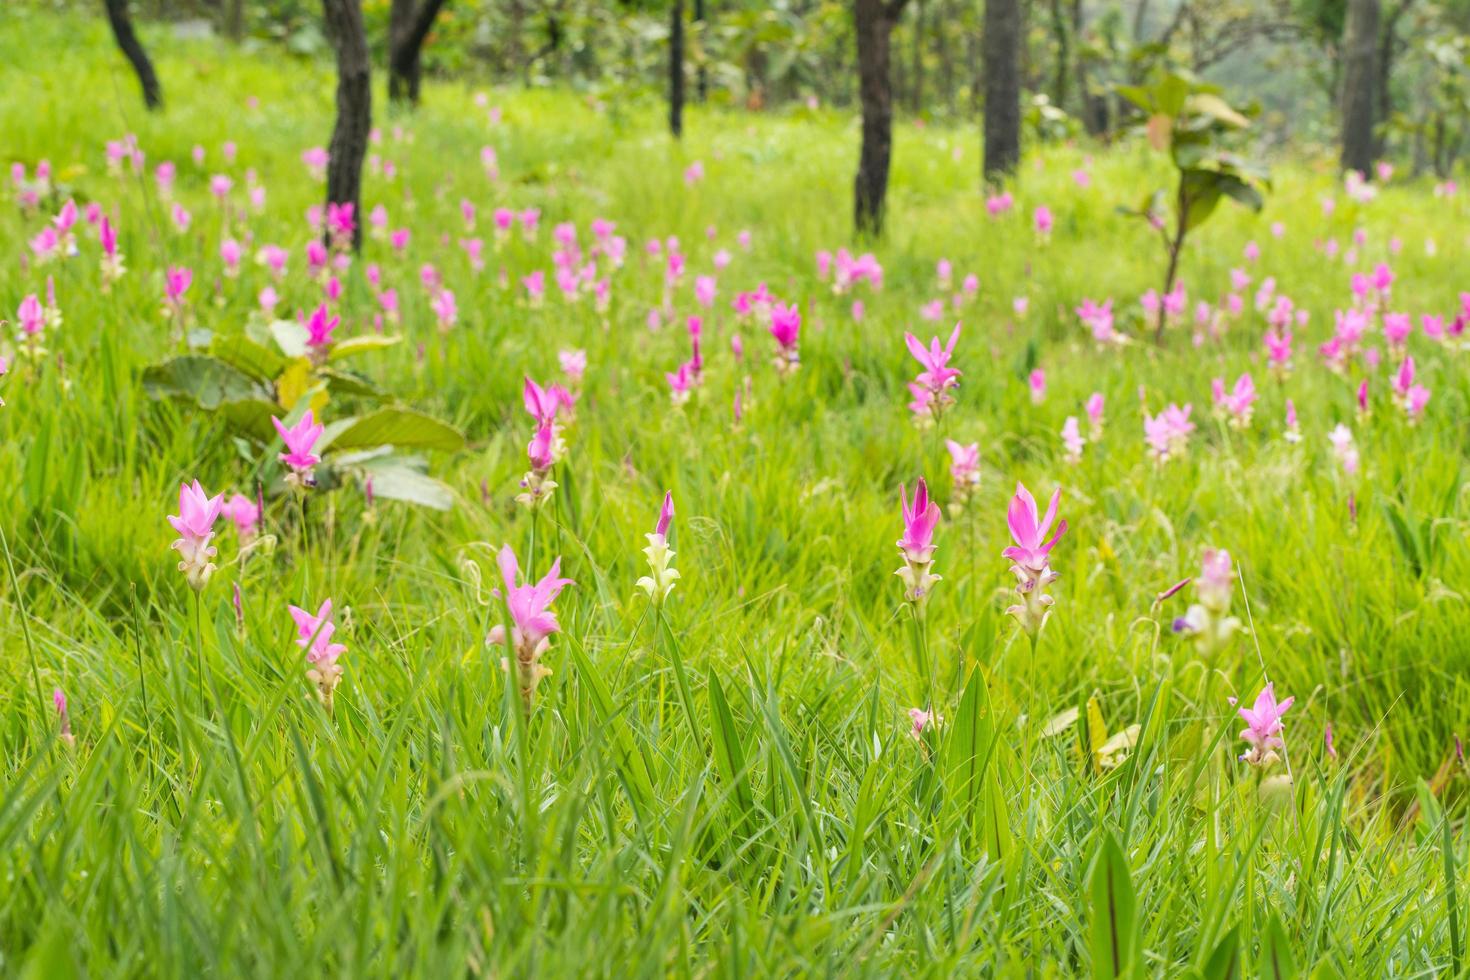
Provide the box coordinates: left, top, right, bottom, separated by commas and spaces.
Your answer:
2, 9, 1468, 975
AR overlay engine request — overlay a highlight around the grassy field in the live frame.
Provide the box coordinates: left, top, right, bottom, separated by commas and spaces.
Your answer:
4, 8, 1470, 976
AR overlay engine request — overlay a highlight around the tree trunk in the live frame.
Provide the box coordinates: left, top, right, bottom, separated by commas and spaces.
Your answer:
225, 0, 244, 40
693, 0, 708, 101
669, 0, 685, 137
323, 0, 372, 252
982, 0, 1022, 179
1048, 0, 1069, 110
103, 0, 163, 111
854, 0, 909, 236
1339, 0, 1379, 176
389, 0, 449, 107
911, 0, 924, 114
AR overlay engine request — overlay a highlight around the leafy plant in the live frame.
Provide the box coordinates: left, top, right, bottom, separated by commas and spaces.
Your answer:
1116, 68, 1269, 343
142, 322, 465, 509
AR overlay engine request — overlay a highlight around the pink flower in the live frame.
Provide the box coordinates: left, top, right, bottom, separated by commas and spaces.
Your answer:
1214, 373, 1258, 427
1028, 369, 1046, 404
907, 707, 940, 740
488, 545, 574, 701
165, 266, 192, 309
1061, 416, 1085, 463
289, 598, 348, 706
946, 440, 980, 493
527, 418, 556, 471
224, 493, 261, 538
769, 302, 801, 373
1085, 392, 1105, 436
1237, 683, 1293, 766
1034, 205, 1053, 237
905, 322, 962, 394
897, 479, 941, 563
304, 304, 339, 352
559, 348, 587, 383
1264, 328, 1292, 372
1003, 483, 1066, 574
273, 410, 324, 477
168, 480, 224, 589
17, 294, 45, 337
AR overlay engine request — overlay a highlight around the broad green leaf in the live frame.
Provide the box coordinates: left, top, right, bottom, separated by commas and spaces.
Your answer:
327, 407, 467, 453
142, 355, 268, 409
269, 318, 310, 358
327, 334, 403, 362
944, 668, 995, 842
338, 452, 456, 510
216, 398, 282, 444
1088, 832, 1138, 980
210, 332, 288, 381
1187, 93, 1250, 129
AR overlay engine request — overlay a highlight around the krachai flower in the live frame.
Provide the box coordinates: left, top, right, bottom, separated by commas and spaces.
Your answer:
1172, 548, 1243, 657
289, 598, 347, 708
168, 480, 223, 589
273, 410, 324, 482
636, 491, 680, 605
895, 479, 942, 606
1237, 683, 1294, 768
1003, 483, 1066, 637
488, 545, 574, 704
945, 440, 980, 515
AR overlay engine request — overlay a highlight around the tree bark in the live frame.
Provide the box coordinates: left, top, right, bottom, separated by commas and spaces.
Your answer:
1048, 0, 1069, 110
911, 0, 924, 114
854, 0, 910, 236
1339, 0, 1379, 175
389, 0, 449, 107
103, 0, 163, 111
982, 0, 1022, 179
323, 0, 372, 252
693, 0, 708, 101
669, 0, 685, 137
225, 0, 244, 41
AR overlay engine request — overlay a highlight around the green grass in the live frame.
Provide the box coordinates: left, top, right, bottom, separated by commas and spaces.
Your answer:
4, 8, 1470, 976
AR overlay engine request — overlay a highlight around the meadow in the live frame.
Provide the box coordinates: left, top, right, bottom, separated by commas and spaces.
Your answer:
4, 8, 1470, 976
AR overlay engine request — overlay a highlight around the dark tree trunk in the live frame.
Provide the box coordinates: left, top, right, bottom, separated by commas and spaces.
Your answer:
982, 0, 1022, 179
854, 0, 910, 236
669, 0, 685, 137
1339, 0, 1379, 176
389, 0, 449, 107
323, 0, 372, 252
911, 0, 924, 114
693, 0, 708, 101
1048, 0, 1069, 110
103, 0, 163, 111
225, 0, 244, 40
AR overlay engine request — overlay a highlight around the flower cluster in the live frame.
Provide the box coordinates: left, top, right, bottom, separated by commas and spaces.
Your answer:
1235, 683, 1294, 769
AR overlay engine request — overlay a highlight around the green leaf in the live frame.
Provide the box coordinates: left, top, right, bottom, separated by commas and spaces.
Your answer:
210, 332, 288, 382
1157, 71, 1190, 118
1187, 93, 1250, 129
1202, 926, 1240, 980
1258, 914, 1298, 980
334, 451, 456, 510
1114, 84, 1153, 113
269, 318, 310, 358
1088, 832, 1138, 980
327, 334, 403, 362
945, 668, 996, 844
707, 667, 756, 837
142, 355, 269, 409
326, 407, 467, 453
216, 398, 283, 444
